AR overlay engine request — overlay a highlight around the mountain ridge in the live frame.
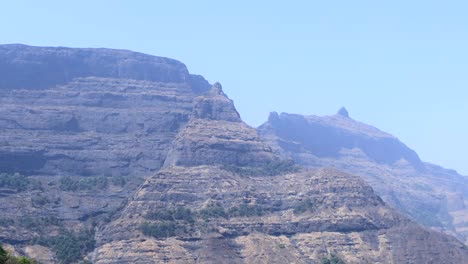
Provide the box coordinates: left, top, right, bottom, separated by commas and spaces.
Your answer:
258, 108, 468, 243
0, 44, 467, 263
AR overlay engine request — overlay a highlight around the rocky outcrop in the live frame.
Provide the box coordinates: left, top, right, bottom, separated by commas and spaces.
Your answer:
93, 89, 468, 264
261, 111, 422, 167
93, 165, 468, 263
0, 45, 209, 260
258, 109, 468, 243
1, 45, 468, 263
0, 44, 211, 176
163, 84, 276, 168
0, 44, 207, 92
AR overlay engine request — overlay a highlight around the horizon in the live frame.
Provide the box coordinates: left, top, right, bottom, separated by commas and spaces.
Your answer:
1, 1, 467, 175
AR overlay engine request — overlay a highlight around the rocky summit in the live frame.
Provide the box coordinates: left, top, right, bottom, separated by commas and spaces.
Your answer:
0, 45, 468, 263
258, 110, 468, 244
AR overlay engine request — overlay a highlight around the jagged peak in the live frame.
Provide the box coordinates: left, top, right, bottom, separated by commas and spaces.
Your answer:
192, 82, 241, 122
268, 111, 280, 123
337, 107, 349, 118
209, 82, 225, 96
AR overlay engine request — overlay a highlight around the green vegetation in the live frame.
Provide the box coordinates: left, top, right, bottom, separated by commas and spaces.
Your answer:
293, 198, 315, 215
0, 218, 14, 226
34, 229, 95, 264
140, 221, 177, 238
0, 244, 37, 264
31, 194, 49, 207
0, 173, 41, 192
262, 159, 299, 176
0, 245, 7, 264
60, 176, 108, 191
19, 216, 61, 230
321, 253, 346, 264
146, 207, 194, 223
199, 203, 228, 219
60, 175, 130, 191
142, 206, 196, 238
228, 204, 266, 217
223, 159, 299, 176
111, 175, 127, 187
141, 203, 272, 239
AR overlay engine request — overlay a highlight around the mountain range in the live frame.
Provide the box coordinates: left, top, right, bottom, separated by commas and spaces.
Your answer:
0, 44, 467, 263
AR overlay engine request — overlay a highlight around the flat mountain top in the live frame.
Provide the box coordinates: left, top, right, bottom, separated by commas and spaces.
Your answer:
0, 44, 208, 93
1, 44, 468, 263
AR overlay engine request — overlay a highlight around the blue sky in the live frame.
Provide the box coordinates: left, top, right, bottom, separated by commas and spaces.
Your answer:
1, 1, 467, 175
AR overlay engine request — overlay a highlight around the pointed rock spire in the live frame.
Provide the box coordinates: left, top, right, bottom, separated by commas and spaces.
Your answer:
192, 82, 241, 122
337, 107, 349, 118
268, 111, 280, 124
209, 82, 225, 96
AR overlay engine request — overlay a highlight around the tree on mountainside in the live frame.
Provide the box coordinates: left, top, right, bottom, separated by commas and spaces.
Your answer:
0, 244, 37, 264
0, 244, 7, 264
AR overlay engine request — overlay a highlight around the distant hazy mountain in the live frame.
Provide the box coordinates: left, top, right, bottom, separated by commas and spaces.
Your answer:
258, 108, 468, 243
0, 44, 467, 263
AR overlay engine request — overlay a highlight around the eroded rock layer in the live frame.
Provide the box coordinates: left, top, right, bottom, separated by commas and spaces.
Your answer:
93, 88, 468, 264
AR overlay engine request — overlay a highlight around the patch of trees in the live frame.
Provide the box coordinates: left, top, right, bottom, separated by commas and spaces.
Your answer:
140, 222, 177, 238
146, 207, 195, 223
223, 159, 299, 176
34, 229, 95, 264
293, 198, 315, 215
0, 173, 42, 192
321, 253, 346, 264
59, 175, 128, 191
19, 216, 61, 231
140, 203, 272, 239
0, 244, 37, 264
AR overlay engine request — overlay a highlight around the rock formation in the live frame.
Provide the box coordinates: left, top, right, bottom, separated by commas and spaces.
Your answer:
93, 89, 468, 263
1, 45, 467, 263
258, 109, 468, 243
0, 44, 211, 176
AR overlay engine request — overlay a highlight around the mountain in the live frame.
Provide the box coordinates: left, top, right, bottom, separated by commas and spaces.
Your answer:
0, 44, 211, 177
92, 84, 468, 264
258, 109, 468, 243
0, 45, 467, 263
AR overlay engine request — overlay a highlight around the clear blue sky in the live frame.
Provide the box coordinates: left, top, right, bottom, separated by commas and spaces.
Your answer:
1, 1, 467, 175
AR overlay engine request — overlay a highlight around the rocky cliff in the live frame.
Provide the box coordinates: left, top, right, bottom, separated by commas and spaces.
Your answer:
92, 87, 468, 263
1, 45, 468, 263
0, 44, 209, 263
258, 109, 468, 243
0, 44, 211, 176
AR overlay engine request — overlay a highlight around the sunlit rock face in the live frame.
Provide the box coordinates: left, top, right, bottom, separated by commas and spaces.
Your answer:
1, 45, 468, 264
93, 87, 468, 263
163, 83, 276, 168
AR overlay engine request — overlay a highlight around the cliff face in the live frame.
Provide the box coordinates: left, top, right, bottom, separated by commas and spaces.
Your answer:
1, 45, 468, 264
92, 85, 468, 264
258, 110, 468, 243
0, 44, 210, 262
0, 44, 208, 92
0, 44, 211, 177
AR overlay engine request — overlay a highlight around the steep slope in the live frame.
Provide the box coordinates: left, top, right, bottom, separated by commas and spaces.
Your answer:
258, 109, 468, 243
0, 44, 210, 177
0, 44, 210, 262
1, 45, 467, 263
93, 85, 468, 264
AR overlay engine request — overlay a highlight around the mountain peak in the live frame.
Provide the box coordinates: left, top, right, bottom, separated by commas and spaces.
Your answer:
209, 82, 224, 95
337, 107, 349, 118
192, 83, 241, 122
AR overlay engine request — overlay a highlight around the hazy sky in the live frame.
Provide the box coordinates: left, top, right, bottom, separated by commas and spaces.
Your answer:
1, 1, 467, 175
